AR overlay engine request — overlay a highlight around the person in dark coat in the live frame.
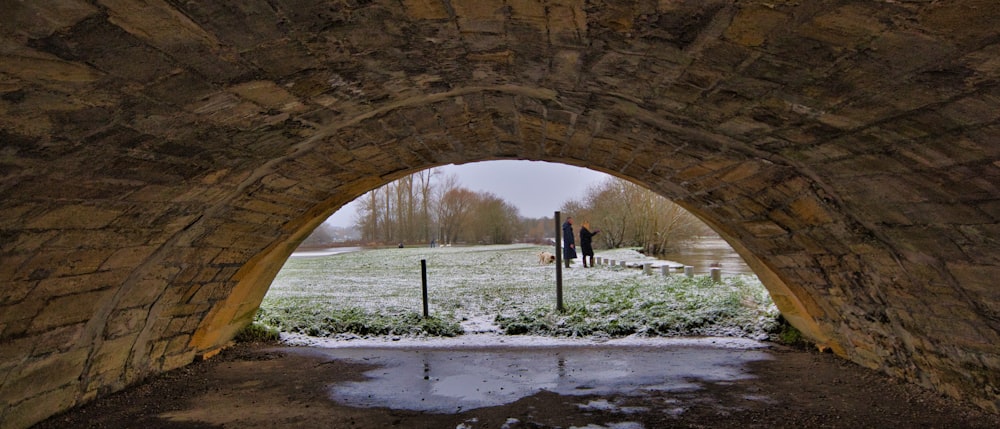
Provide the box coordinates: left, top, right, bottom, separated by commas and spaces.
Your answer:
562, 216, 576, 268
579, 220, 601, 268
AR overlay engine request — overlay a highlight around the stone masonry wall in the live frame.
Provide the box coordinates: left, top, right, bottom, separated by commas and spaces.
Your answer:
1, 1, 998, 427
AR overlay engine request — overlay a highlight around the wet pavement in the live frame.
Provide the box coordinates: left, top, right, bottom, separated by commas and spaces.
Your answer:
319, 342, 771, 413
32, 336, 1000, 429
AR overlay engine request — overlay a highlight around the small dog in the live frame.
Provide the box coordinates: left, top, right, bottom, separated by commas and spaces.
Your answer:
538, 251, 556, 264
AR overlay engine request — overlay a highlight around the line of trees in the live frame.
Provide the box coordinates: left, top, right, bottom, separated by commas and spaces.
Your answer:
354, 169, 527, 246
315, 168, 713, 254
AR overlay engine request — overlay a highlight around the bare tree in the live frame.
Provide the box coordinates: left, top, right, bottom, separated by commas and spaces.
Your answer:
394, 174, 414, 242
566, 177, 711, 254
357, 187, 383, 243
437, 186, 477, 245
470, 192, 520, 244
415, 169, 437, 242
520, 217, 552, 244
352, 167, 548, 246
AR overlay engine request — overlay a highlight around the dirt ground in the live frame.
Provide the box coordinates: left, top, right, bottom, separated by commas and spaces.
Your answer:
34, 340, 1000, 429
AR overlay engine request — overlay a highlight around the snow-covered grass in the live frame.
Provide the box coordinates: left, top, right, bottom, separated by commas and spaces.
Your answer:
257, 244, 780, 340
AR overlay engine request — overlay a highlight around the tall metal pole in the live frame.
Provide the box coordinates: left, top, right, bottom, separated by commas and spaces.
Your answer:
421, 259, 429, 318
554, 211, 564, 312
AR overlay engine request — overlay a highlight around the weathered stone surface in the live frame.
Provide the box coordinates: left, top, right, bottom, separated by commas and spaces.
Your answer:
2, 0, 1000, 427
0, 348, 88, 408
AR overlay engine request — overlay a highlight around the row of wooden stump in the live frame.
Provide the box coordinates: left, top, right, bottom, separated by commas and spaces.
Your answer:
591, 256, 723, 283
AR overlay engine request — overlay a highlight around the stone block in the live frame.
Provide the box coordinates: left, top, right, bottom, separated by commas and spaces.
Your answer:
164, 303, 211, 320
457, 15, 505, 36
31, 323, 86, 355
786, 195, 835, 226
211, 246, 254, 265
0, 347, 88, 406
26, 205, 122, 230
28, 289, 113, 333
401, 0, 450, 20
0, 299, 45, 336
0, 280, 35, 305
547, 2, 586, 43
44, 229, 135, 250
903, 202, 993, 226
118, 269, 178, 308
100, 246, 158, 270
228, 80, 302, 111
938, 95, 1000, 127
796, 4, 885, 48
947, 262, 1000, 311
84, 335, 136, 388
35, 270, 126, 297
2, 384, 79, 429
0, 335, 32, 367
0, 50, 102, 84
0, 231, 58, 255
743, 220, 787, 237
165, 315, 192, 335
175, 266, 219, 285
16, 248, 113, 280
161, 349, 197, 372
105, 308, 147, 339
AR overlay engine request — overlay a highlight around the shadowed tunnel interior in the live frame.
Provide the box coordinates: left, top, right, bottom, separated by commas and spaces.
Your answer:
1, 1, 999, 427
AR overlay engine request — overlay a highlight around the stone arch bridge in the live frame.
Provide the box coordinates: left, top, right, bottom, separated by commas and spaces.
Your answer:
2, 1, 999, 427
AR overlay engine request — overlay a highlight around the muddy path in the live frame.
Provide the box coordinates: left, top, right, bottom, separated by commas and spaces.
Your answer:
34, 338, 999, 429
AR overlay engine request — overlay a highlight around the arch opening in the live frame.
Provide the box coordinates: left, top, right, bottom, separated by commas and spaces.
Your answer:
188, 157, 828, 354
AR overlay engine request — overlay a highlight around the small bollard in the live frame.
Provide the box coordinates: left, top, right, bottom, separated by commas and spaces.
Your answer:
661, 265, 671, 276
710, 267, 722, 283
608, 259, 615, 266
643, 263, 652, 275
620, 260, 627, 268
596, 257, 602, 266
684, 266, 694, 278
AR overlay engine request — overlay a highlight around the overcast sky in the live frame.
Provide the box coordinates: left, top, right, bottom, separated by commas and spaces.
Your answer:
324, 160, 612, 227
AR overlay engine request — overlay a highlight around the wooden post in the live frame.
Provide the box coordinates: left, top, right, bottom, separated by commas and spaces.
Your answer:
684, 266, 694, 278
661, 265, 671, 276
643, 263, 652, 275
710, 267, 722, 283
554, 211, 564, 312
421, 259, 429, 318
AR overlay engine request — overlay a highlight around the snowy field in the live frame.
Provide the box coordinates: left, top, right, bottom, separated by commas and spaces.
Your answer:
258, 244, 780, 340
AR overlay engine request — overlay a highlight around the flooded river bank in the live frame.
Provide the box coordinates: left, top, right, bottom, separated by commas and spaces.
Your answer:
657, 236, 753, 275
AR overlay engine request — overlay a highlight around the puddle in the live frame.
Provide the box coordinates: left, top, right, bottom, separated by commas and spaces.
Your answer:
310, 342, 772, 413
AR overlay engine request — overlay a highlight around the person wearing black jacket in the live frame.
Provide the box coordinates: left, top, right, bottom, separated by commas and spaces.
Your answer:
562, 216, 576, 268
579, 220, 601, 268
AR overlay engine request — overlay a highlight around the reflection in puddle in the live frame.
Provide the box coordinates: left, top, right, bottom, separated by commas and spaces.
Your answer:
321, 345, 771, 412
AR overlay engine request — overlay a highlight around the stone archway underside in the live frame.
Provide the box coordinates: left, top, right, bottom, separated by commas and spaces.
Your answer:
1, 1, 999, 427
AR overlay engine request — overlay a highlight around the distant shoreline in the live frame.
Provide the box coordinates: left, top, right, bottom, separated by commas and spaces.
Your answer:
290, 246, 364, 258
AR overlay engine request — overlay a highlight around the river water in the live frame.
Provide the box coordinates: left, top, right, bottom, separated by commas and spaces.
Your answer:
289, 246, 364, 258
656, 236, 754, 276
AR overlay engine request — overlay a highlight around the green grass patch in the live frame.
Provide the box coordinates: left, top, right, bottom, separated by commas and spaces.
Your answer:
495, 275, 779, 338
257, 301, 462, 337
770, 316, 811, 349
234, 322, 281, 343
